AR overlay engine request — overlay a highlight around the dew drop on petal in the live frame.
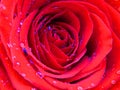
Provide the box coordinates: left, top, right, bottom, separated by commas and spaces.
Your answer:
36, 71, 43, 78
48, 26, 51, 31
91, 83, 95, 87
9, 22, 12, 26
53, 81, 57, 84
77, 86, 83, 90
20, 43, 25, 48
17, 27, 21, 33
16, 62, 20, 66
116, 70, 120, 74
12, 56, 16, 60
7, 43, 13, 48
31, 88, 37, 90
27, 63, 30, 66
29, 60, 34, 64
16, 48, 19, 50
20, 22, 23, 26
22, 48, 28, 55
0, 4, 6, 10
21, 73, 26, 77
111, 80, 116, 84
2, 6, 6, 10
13, 43, 16, 46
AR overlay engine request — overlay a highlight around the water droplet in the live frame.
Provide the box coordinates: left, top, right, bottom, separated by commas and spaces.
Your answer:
77, 86, 83, 90
36, 71, 43, 78
91, 83, 95, 87
20, 21, 23, 26
12, 56, 16, 60
53, 81, 57, 84
111, 80, 116, 84
7, 43, 13, 48
0, 4, 6, 10
29, 60, 34, 64
16, 62, 20, 66
31, 88, 37, 90
9, 22, 12, 26
16, 48, 19, 50
22, 48, 28, 55
17, 27, 21, 33
13, 43, 16, 46
116, 70, 120, 74
48, 26, 51, 31
27, 63, 30, 66
2, 6, 6, 10
21, 73, 26, 77
20, 43, 25, 48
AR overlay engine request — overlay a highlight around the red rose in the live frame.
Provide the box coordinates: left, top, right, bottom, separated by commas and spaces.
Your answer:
0, 0, 120, 90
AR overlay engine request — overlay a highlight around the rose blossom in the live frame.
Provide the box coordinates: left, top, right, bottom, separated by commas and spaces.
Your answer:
0, 0, 120, 90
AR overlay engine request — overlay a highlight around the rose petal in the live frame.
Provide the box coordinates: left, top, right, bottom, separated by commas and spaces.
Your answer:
0, 39, 34, 90
82, 13, 112, 72
93, 33, 120, 89
0, 58, 13, 90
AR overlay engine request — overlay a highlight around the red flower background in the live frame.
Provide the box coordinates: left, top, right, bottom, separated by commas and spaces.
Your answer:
0, 0, 120, 90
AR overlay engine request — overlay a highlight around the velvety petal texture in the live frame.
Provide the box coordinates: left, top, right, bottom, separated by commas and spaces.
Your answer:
0, 0, 120, 90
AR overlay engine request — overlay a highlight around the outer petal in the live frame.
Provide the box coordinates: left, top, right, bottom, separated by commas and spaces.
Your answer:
80, 0, 120, 89
0, 40, 34, 90
0, 0, 17, 58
